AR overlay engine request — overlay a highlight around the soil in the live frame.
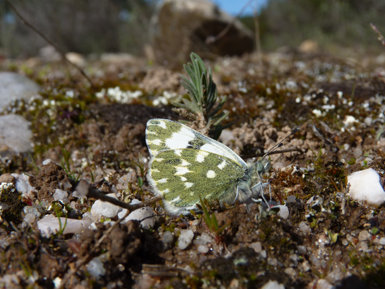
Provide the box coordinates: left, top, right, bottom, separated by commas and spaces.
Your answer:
1, 50, 385, 288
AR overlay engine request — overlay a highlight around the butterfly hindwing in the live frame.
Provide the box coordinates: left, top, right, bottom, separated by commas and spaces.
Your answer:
148, 148, 245, 215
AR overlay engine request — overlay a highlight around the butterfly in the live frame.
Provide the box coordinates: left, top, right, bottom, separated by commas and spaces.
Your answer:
145, 118, 278, 215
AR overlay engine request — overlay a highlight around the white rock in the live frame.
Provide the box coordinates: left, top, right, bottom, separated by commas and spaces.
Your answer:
42, 159, 53, 165
90, 194, 121, 219
161, 231, 174, 249
316, 279, 333, 289
260, 280, 285, 289
358, 230, 370, 241
249, 241, 262, 253
298, 221, 311, 235
197, 245, 209, 254
86, 257, 106, 279
120, 207, 157, 229
378, 237, 385, 246
53, 189, 69, 203
37, 214, 90, 237
22, 206, 41, 226
276, 205, 289, 219
178, 229, 194, 250
11, 173, 36, 199
347, 168, 385, 205
193, 232, 214, 245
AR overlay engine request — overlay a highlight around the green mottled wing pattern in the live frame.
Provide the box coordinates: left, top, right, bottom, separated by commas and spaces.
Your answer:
145, 118, 249, 215
148, 148, 245, 214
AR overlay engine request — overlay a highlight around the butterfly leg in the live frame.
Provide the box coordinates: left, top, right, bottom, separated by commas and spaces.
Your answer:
233, 186, 240, 203
251, 182, 271, 208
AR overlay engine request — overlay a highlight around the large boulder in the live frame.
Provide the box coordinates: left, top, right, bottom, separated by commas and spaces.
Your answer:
151, 0, 254, 67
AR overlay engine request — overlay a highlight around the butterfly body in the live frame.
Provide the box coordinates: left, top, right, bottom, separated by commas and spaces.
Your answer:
145, 119, 269, 215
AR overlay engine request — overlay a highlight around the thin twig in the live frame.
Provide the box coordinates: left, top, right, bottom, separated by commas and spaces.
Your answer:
206, 0, 255, 45
370, 23, 385, 47
87, 185, 162, 210
254, 147, 303, 158
5, 0, 95, 87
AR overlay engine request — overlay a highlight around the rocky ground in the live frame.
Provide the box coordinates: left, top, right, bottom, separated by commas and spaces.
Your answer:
1, 49, 385, 289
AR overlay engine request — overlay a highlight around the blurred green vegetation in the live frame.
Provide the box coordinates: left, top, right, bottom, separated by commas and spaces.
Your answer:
0, 0, 384, 58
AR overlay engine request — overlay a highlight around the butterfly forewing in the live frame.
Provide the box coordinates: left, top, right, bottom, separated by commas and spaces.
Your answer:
146, 119, 247, 168
148, 148, 245, 215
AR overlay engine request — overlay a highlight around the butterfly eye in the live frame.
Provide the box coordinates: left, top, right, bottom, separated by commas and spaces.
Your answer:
256, 158, 270, 175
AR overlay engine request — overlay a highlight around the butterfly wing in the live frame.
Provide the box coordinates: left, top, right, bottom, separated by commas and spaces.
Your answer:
148, 148, 245, 215
145, 119, 247, 168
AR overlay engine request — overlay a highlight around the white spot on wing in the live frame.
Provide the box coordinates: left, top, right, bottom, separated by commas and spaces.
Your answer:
148, 139, 162, 145
165, 126, 194, 149
175, 166, 190, 175
196, 151, 209, 163
184, 182, 194, 189
218, 160, 227, 170
160, 188, 169, 195
157, 178, 168, 184
181, 159, 190, 166
206, 170, 216, 178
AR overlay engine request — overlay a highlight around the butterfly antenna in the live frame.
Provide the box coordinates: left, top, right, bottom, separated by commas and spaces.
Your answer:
261, 127, 299, 159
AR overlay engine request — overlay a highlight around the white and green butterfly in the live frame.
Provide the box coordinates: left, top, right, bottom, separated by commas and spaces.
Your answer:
145, 118, 272, 215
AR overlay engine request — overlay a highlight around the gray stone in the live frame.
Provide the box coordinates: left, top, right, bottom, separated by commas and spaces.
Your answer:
0, 72, 39, 111
358, 230, 371, 241
0, 114, 33, 153
178, 229, 194, 250
151, 0, 253, 67
122, 207, 157, 229
161, 231, 175, 250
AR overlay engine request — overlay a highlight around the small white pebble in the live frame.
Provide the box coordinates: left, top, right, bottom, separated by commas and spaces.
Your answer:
276, 205, 289, 219
343, 115, 357, 126
249, 241, 262, 253
316, 279, 333, 289
378, 237, 385, 246
347, 168, 385, 206
53, 189, 69, 203
312, 109, 323, 117
37, 214, 90, 237
86, 257, 106, 279
197, 245, 209, 254
90, 194, 121, 219
178, 229, 194, 250
260, 280, 285, 289
42, 159, 53, 165
358, 230, 371, 241
121, 207, 157, 229
161, 231, 174, 249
